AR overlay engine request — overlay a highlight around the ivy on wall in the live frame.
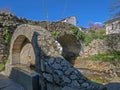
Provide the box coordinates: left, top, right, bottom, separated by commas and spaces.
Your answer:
3, 27, 11, 43
50, 31, 60, 39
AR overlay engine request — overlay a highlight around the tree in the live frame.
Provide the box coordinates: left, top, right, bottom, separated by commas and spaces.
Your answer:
109, 0, 120, 18
88, 22, 102, 30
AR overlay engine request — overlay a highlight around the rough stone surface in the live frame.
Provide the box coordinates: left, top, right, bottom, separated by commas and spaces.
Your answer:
62, 76, 71, 83
70, 75, 77, 80
61, 86, 80, 90
84, 34, 120, 56
84, 39, 106, 55
43, 73, 53, 83
81, 82, 89, 88
0, 12, 42, 65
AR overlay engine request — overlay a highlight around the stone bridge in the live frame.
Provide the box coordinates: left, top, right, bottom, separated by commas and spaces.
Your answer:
5, 24, 106, 90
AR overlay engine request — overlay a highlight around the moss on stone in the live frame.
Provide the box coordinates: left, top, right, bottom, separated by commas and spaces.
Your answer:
0, 64, 4, 71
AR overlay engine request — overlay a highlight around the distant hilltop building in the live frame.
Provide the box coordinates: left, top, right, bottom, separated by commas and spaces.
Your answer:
105, 17, 120, 35
60, 16, 76, 26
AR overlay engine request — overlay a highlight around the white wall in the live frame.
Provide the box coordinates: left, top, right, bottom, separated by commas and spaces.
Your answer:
106, 20, 120, 35
62, 16, 76, 26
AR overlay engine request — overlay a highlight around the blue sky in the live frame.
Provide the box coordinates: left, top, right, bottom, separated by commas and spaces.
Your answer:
0, 0, 110, 27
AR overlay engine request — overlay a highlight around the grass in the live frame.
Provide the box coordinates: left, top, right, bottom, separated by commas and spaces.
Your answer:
84, 30, 105, 46
91, 78, 103, 84
83, 73, 108, 84
90, 51, 120, 61
79, 50, 120, 62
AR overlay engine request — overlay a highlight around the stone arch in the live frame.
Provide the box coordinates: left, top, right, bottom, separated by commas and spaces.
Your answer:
9, 25, 39, 67
57, 34, 82, 61
6, 24, 61, 75
11, 35, 35, 67
11, 35, 30, 64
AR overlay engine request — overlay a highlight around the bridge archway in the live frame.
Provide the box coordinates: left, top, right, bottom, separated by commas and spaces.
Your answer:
9, 25, 40, 69
11, 35, 31, 64
57, 34, 82, 61
11, 34, 35, 67
6, 24, 61, 75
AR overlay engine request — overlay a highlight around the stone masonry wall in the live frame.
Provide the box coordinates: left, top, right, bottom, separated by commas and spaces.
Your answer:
84, 39, 106, 55
104, 33, 120, 51
84, 33, 120, 56
0, 12, 34, 62
43, 57, 105, 90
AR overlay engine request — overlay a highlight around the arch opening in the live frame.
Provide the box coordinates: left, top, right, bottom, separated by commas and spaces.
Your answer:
57, 34, 82, 62
12, 35, 35, 72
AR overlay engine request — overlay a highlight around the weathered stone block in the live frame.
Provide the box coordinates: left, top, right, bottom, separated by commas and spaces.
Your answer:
43, 73, 53, 83
81, 82, 89, 88
61, 86, 81, 90
70, 75, 77, 80
46, 83, 62, 90
62, 76, 71, 84
9, 67, 39, 90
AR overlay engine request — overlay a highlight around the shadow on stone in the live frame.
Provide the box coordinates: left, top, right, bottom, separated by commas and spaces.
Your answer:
105, 82, 120, 90
57, 34, 83, 63
9, 67, 39, 90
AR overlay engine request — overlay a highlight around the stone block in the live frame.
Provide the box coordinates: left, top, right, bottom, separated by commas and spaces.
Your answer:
9, 67, 39, 90
43, 73, 53, 83
61, 86, 81, 90
46, 83, 62, 90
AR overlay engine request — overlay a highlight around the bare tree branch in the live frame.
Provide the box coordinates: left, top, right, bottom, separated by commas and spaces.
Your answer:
109, 0, 120, 18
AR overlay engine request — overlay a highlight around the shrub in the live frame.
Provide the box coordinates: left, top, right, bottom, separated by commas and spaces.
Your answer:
88, 50, 120, 61
84, 29, 105, 46
70, 25, 85, 40
50, 31, 60, 39
95, 28, 106, 34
